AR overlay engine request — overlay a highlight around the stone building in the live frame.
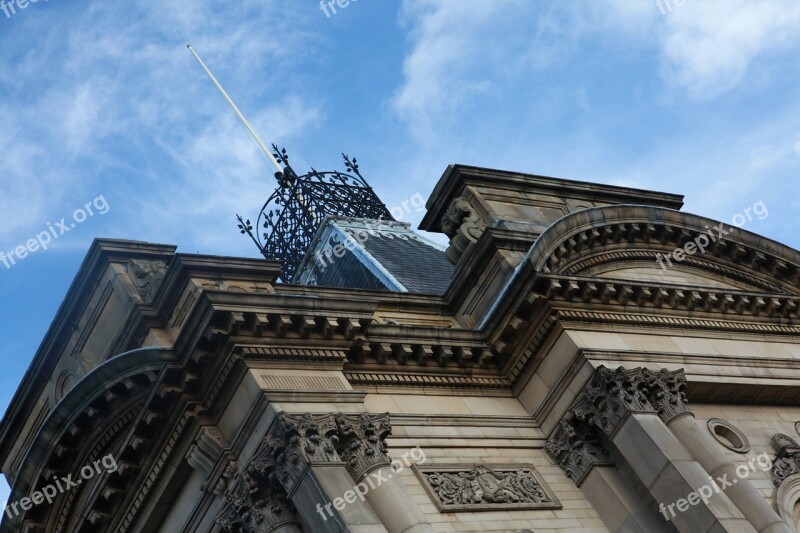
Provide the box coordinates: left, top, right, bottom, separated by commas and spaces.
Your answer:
2, 161, 800, 532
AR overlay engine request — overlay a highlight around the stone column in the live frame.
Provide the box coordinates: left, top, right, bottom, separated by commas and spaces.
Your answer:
335, 413, 434, 533
646, 369, 791, 533
546, 418, 668, 532
261, 412, 388, 533
570, 366, 751, 532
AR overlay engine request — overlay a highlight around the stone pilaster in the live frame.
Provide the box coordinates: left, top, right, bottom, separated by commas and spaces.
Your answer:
258, 411, 388, 533
562, 366, 752, 531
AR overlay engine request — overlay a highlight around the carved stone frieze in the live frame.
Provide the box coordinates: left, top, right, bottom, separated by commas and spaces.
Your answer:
334, 412, 392, 481
771, 433, 800, 487
414, 464, 561, 512
545, 418, 611, 485
127, 259, 167, 304
441, 197, 487, 264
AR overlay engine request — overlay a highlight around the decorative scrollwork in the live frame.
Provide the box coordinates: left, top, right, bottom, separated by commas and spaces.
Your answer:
237, 146, 394, 281
263, 413, 341, 494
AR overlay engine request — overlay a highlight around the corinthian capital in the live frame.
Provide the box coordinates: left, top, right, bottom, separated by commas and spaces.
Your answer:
263, 412, 342, 494
572, 366, 654, 438
215, 463, 299, 533
335, 412, 392, 481
545, 418, 611, 486
643, 368, 691, 423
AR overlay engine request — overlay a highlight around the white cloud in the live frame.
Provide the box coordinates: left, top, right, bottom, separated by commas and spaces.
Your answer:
0, 0, 321, 256
392, 0, 800, 136
658, 0, 800, 100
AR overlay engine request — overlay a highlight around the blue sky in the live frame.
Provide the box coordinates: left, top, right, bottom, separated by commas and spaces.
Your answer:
1, 0, 799, 504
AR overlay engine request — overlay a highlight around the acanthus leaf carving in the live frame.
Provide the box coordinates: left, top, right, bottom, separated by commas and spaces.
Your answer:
334, 412, 392, 480
643, 368, 691, 424
215, 460, 299, 532
266, 413, 341, 494
572, 366, 654, 438
545, 418, 611, 485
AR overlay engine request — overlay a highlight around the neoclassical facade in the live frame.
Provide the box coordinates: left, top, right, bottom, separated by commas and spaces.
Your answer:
2, 164, 800, 532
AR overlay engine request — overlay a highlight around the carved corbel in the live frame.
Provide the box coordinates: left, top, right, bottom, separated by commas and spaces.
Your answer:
127, 259, 167, 304
440, 197, 487, 264
186, 426, 226, 476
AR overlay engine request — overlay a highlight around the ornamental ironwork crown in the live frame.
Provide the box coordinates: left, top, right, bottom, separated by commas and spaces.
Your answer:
237, 145, 393, 282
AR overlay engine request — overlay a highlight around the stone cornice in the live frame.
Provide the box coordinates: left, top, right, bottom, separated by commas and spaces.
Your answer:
3, 348, 182, 533
534, 275, 799, 319
528, 207, 800, 294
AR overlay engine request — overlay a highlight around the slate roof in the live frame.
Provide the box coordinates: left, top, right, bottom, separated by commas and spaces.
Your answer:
293, 217, 454, 295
